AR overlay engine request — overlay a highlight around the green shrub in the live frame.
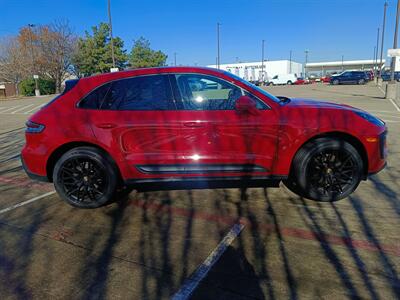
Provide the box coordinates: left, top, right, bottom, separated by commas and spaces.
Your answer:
19, 78, 56, 96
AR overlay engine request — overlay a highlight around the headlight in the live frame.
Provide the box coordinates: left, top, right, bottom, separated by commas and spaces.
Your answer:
354, 111, 385, 127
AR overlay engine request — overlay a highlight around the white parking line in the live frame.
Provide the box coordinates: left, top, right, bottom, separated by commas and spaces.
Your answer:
388, 98, 400, 112
23, 104, 45, 114
0, 106, 23, 113
0, 191, 55, 215
10, 104, 36, 114
172, 222, 245, 300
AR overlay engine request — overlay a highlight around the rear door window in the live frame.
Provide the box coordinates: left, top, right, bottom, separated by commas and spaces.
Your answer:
79, 75, 175, 110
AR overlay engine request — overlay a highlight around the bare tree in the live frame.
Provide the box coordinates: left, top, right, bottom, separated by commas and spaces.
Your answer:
0, 37, 29, 95
38, 20, 77, 93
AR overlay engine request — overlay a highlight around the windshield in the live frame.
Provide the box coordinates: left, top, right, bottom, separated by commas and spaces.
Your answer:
223, 71, 281, 103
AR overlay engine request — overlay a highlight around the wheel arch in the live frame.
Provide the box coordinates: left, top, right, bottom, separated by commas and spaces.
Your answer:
289, 131, 369, 179
46, 141, 122, 182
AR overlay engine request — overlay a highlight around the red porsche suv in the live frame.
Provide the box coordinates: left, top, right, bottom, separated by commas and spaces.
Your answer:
21, 67, 387, 208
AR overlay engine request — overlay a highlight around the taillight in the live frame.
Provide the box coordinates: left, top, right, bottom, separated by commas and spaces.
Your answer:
25, 121, 45, 133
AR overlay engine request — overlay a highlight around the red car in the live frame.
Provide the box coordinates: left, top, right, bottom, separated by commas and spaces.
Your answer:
294, 78, 308, 85
320, 76, 331, 83
21, 67, 387, 208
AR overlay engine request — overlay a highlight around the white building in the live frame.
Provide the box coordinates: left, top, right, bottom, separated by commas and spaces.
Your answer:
208, 60, 303, 82
305, 59, 386, 75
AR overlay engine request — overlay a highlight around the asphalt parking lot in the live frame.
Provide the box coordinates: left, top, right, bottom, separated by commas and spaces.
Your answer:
0, 83, 400, 299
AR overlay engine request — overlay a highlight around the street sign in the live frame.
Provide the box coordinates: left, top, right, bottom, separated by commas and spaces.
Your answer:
33, 74, 39, 79
388, 49, 400, 57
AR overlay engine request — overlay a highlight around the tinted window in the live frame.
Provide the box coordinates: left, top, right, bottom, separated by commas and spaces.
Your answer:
79, 75, 174, 110
79, 82, 112, 109
174, 74, 243, 110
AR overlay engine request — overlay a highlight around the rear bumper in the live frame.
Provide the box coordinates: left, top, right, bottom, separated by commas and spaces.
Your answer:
21, 153, 49, 182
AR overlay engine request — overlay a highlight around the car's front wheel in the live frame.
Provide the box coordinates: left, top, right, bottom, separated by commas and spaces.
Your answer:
53, 146, 119, 208
332, 79, 339, 85
285, 138, 363, 201
358, 79, 365, 85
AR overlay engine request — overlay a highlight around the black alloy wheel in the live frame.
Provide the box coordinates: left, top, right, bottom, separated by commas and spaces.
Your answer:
306, 149, 358, 199
286, 138, 363, 201
53, 147, 118, 208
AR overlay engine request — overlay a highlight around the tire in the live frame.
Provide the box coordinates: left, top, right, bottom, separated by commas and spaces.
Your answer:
332, 79, 339, 85
287, 80, 293, 85
358, 79, 365, 85
268, 82, 274, 86
286, 138, 363, 201
53, 146, 119, 208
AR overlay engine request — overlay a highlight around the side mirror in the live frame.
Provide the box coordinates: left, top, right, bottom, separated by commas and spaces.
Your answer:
235, 95, 259, 115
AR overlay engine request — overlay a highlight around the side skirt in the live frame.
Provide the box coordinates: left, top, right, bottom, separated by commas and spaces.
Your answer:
124, 175, 287, 192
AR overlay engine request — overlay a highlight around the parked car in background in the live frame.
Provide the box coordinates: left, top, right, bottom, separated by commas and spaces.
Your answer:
268, 74, 297, 85
381, 71, 400, 81
21, 66, 387, 208
365, 70, 374, 81
308, 74, 320, 83
330, 71, 370, 85
320, 75, 331, 83
294, 77, 308, 85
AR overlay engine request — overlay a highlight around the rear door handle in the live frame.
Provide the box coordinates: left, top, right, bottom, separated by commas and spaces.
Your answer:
183, 121, 204, 128
95, 123, 117, 129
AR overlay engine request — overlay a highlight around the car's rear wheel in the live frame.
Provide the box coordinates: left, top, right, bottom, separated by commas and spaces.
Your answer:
358, 79, 365, 85
53, 147, 118, 208
332, 79, 339, 85
287, 80, 293, 85
285, 138, 363, 201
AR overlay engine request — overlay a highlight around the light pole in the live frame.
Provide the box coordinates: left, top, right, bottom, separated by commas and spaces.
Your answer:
341, 55, 344, 71
375, 28, 380, 77
261, 39, 265, 84
304, 50, 309, 78
373, 46, 376, 75
379, 1, 388, 78
390, 0, 400, 82
289, 50, 292, 73
174, 52, 177, 66
28, 24, 40, 97
217, 22, 221, 69
108, 0, 116, 70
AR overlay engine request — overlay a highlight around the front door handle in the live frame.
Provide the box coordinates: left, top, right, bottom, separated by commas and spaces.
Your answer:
95, 123, 117, 129
183, 121, 204, 128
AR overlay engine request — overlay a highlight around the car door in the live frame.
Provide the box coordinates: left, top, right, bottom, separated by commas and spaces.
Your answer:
169, 73, 280, 176
82, 74, 184, 177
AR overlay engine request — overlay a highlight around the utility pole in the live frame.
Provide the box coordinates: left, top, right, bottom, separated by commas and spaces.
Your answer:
261, 39, 265, 84
375, 28, 380, 77
217, 22, 221, 69
390, 0, 400, 82
174, 52, 177, 66
108, 0, 116, 70
28, 24, 40, 97
379, 1, 388, 78
289, 50, 292, 73
304, 50, 309, 78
